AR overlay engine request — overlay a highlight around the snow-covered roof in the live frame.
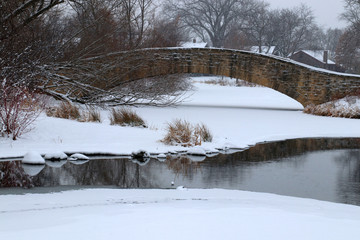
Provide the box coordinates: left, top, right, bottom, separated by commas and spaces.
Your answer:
250, 46, 276, 55
294, 50, 336, 64
180, 41, 207, 48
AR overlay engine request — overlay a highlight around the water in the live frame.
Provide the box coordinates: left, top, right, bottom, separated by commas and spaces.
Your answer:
1, 138, 360, 206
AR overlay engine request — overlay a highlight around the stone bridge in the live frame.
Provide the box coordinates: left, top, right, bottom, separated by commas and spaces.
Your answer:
82, 48, 360, 106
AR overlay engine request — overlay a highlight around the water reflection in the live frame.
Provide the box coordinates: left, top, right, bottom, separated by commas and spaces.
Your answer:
0, 138, 360, 206
334, 150, 360, 205
0, 161, 33, 188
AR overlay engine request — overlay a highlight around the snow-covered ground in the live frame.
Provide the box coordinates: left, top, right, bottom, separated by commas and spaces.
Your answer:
1, 76, 360, 159
2, 77, 360, 239
1, 188, 360, 240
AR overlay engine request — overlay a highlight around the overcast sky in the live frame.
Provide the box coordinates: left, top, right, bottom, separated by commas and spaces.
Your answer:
267, 0, 347, 29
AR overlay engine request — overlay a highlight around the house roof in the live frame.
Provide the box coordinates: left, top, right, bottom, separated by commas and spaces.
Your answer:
250, 46, 276, 55
293, 50, 336, 64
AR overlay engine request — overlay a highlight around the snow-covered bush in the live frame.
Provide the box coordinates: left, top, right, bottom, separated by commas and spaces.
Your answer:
162, 119, 213, 147
110, 108, 146, 127
304, 97, 360, 119
0, 81, 46, 140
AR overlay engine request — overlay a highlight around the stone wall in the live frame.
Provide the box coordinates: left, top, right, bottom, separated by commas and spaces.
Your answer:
82, 48, 360, 106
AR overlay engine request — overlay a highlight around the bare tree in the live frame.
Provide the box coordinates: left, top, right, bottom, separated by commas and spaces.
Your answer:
117, 0, 155, 49
64, 0, 120, 58
323, 28, 344, 53
341, 0, 360, 27
0, 1, 63, 139
336, 25, 360, 73
0, 0, 65, 40
164, 0, 261, 48
264, 5, 316, 57
336, 0, 360, 73
0, 0, 191, 132
241, 1, 270, 53
144, 16, 188, 47
224, 28, 250, 49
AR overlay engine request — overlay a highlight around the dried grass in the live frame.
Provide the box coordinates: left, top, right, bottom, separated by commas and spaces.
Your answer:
162, 119, 193, 146
110, 108, 146, 127
46, 103, 102, 123
162, 119, 212, 146
202, 78, 260, 87
46, 102, 81, 120
80, 107, 101, 123
195, 123, 213, 143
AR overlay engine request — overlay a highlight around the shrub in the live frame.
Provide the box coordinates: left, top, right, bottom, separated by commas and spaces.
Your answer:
0, 83, 46, 140
303, 101, 360, 119
110, 107, 146, 127
162, 119, 212, 147
46, 102, 81, 120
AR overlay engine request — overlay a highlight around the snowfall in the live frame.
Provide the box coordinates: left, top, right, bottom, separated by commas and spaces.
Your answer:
1, 76, 360, 239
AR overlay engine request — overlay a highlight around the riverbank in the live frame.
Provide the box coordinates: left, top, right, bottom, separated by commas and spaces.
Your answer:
1, 76, 360, 159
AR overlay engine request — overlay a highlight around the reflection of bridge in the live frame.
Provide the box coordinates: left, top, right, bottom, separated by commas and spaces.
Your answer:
85, 48, 360, 106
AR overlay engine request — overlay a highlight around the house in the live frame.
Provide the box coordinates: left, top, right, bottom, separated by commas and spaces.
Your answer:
180, 39, 208, 48
289, 50, 345, 72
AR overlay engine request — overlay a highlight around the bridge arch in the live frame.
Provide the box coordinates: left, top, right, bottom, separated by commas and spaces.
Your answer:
85, 48, 360, 106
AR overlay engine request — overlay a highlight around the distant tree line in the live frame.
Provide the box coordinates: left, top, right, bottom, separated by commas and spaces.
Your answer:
166, 1, 338, 59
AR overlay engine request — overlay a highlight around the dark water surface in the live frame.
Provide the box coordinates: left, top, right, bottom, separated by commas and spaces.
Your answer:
1, 138, 360, 206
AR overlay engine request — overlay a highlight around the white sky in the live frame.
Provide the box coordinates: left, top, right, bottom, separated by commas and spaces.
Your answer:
267, 0, 347, 29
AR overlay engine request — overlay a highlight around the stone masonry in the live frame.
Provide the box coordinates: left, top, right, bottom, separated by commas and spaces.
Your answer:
83, 48, 360, 106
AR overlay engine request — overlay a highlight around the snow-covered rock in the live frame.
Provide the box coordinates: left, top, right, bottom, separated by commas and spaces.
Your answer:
44, 151, 68, 160
68, 153, 90, 160
187, 146, 206, 156
132, 150, 150, 159
22, 151, 45, 165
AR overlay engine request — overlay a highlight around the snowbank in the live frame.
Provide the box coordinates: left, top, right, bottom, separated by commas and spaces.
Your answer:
0, 188, 359, 240
68, 153, 89, 160
22, 151, 45, 165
